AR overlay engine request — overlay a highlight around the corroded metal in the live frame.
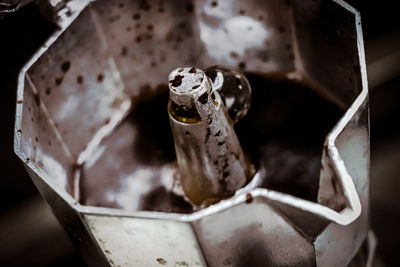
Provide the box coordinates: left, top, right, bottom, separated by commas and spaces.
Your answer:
14, 0, 372, 266
168, 67, 250, 206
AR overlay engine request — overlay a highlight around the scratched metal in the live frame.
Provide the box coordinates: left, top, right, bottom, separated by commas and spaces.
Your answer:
14, 0, 371, 266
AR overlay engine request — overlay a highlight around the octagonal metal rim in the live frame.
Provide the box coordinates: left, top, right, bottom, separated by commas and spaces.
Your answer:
14, 0, 366, 226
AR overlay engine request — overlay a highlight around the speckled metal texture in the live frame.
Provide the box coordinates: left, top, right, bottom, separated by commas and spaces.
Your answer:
168, 67, 249, 206
14, 0, 371, 266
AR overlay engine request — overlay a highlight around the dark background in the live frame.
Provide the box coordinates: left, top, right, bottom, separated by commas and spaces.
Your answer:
0, 1, 399, 266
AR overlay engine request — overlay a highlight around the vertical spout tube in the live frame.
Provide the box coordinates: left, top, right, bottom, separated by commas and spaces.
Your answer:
168, 67, 249, 206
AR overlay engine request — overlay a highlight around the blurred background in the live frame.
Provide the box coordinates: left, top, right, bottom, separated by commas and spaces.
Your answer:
0, 0, 399, 266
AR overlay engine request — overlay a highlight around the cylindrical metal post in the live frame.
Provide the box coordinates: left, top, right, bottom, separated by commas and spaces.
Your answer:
168, 67, 251, 206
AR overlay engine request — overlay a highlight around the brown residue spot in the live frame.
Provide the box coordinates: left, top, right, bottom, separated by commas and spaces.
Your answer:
35, 136, 39, 142
139, 0, 151, 11
258, 15, 264, 20
185, 131, 190, 135
239, 9, 245, 15
211, 1, 218, 7
205, 127, 211, 143
105, 249, 111, 254
97, 73, 104, 83
126, 26, 131, 32
238, 61, 246, 70
176, 261, 189, 266
258, 50, 269, 62
278, 26, 286, 33
132, 13, 141, 20
158, 7, 165, 13
45, 88, 51, 95
192, 85, 200, 89
136, 36, 142, 43
77, 75, 84, 84
147, 24, 153, 31
189, 67, 196, 73
223, 257, 234, 265
55, 77, 63, 86
223, 171, 230, 179
285, 43, 292, 50
186, 3, 194, 12
170, 75, 184, 87
165, 31, 174, 42
34, 93, 40, 106
104, 118, 111, 125
246, 193, 253, 203
41, 75, 45, 80
17, 100, 23, 104
17, 129, 22, 134
118, 3, 124, 8
121, 46, 128, 56
217, 141, 225, 146
26, 158, 30, 163
230, 51, 239, 58
157, 258, 167, 265
151, 61, 157, 67
198, 92, 208, 104
289, 53, 295, 60
61, 61, 71, 73
178, 68, 184, 72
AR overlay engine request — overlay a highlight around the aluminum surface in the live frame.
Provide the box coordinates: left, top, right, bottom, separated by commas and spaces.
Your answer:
14, 0, 371, 266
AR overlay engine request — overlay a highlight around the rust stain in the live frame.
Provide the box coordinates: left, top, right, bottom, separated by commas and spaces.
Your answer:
156, 258, 167, 265
170, 75, 184, 87
246, 193, 253, 204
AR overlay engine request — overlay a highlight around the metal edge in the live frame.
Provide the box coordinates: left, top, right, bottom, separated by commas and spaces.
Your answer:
324, 0, 368, 222
13, 1, 91, 207
77, 188, 359, 225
